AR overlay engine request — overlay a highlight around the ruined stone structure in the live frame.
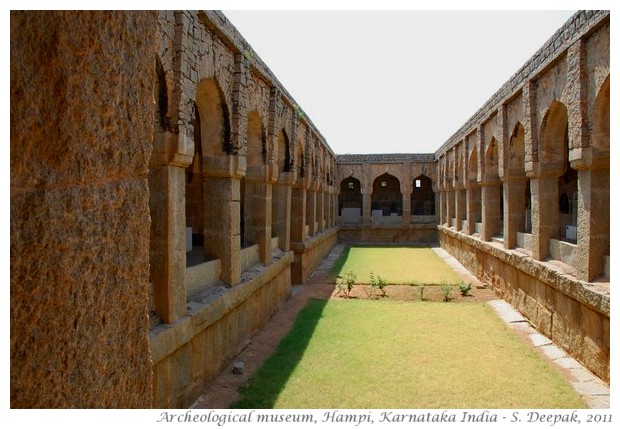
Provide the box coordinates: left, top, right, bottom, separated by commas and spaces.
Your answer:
337, 154, 438, 243
435, 10, 610, 382
10, 10, 609, 408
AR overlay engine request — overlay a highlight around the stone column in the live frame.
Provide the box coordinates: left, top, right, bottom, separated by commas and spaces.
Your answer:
402, 192, 411, 224
503, 179, 527, 249
439, 191, 446, 225
576, 167, 609, 281
291, 185, 307, 242
530, 175, 559, 261
480, 181, 502, 241
362, 192, 372, 226
243, 179, 271, 264
317, 189, 325, 232
272, 180, 292, 251
454, 187, 466, 232
204, 176, 241, 285
149, 165, 187, 323
306, 188, 317, 236
446, 189, 455, 227
465, 183, 481, 235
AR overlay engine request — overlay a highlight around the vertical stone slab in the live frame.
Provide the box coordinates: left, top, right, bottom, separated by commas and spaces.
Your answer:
503, 180, 527, 249
10, 10, 156, 407
317, 190, 325, 232
530, 177, 560, 260
291, 187, 307, 242
362, 192, 372, 226
306, 189, 317, 236
446, 190, 455, 227
481, 184, 502, 241
576, 168, 609, 281
149, 165, 187, 323
272, 182, 292, 251
455, 188, 466, 231
204, 177, 241, 285
402, 192, 412, 224
243, 180, 271, 264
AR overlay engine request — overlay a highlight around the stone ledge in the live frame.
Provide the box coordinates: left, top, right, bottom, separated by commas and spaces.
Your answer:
439, 226, 609, 316
290, 226, 339, 253
149, 250, 294, 365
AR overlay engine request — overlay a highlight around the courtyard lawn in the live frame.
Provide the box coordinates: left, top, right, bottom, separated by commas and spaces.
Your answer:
232, 299, 586, 409
331, 246, 462, 285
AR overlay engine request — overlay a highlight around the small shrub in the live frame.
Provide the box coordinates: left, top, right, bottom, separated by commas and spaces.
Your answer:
370, 270, 387, 297
459, 282, 472, 296
337, 271, 357, 298
441, 283, 452, 302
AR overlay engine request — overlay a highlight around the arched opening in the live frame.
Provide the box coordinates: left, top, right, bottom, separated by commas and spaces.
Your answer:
185, 103, 205, 267
195, 78, 237, 285
290, 142, 306, 243
411, 175, 435, 216
277, 129, 290, 173
540, 101, 577, 244
242, 110, 266, 249
371, 173, 401, 223
588, 76, 610, 279
467, 148, 482, 234
339, 176, 363, 224
508, 123, 529, 235
483, 137, 502, 239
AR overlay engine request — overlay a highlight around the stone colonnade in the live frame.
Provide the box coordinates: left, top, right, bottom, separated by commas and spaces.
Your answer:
435, 11, 609, 381
148, 11, 338, 406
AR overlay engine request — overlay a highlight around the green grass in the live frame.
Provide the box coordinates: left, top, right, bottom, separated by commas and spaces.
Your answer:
232, 299, 586, 409
330, 246, 462, 285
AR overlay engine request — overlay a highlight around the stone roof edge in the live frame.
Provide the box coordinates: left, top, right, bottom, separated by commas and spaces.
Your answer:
201, 10, 337, 158
434, 10, 610, 159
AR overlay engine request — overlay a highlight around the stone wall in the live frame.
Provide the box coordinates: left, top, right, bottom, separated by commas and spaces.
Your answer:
439, 228, 609, 381
10, 11, 158, 407
148, 10, 340, 407
150, 252, 293, 407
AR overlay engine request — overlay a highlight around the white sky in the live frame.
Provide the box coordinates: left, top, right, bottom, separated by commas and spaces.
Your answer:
223, 10, 576, 155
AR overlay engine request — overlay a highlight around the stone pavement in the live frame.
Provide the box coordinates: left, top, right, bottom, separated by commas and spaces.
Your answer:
487, 299, 610, 408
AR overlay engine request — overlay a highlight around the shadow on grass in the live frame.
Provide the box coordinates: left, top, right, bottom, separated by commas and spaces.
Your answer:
230, 298, 328, 409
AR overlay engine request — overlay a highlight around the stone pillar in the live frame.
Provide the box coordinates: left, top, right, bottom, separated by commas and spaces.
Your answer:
149, 165, 187, 323
454, 187, 466, 231
317, 189, 325, 232
576, 167, 609, 281
503, 179, 527, 249
446, 190, 454, 227
481, 182, 502, 241
530, 176, 559, 261
272, 181, 292, 251
402, 192, 411, 224
243, 179, 271, 264
306, 188, 317, 236
362, 192, 372, 226
439, 191, 446, 225
291, 186, 307, 242
465, 184, 481, 235
205, 176, 241, 285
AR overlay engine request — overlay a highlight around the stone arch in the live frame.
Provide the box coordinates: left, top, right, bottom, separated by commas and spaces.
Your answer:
591, 76, 610, 159
339, 176, 363, 223
195, 78, 232, 163
411, 174, 435, 216
485, 137, 499, 181
296, 141, 305, 178
371, 173, 402, 217
246, 110, 266, 175
467, 146, 482, 230
507, 123, 525, 177
277, 129, 291, 173
539, 100, 568, 175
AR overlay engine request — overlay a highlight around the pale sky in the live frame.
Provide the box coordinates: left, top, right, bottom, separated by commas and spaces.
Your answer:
223, 10, 576, 155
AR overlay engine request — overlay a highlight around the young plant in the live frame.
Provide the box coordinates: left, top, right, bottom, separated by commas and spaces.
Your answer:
459, 282, 472, 297
441, 283, 453, 302
370, 270, 387, 297
337, 271, 357, 298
